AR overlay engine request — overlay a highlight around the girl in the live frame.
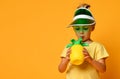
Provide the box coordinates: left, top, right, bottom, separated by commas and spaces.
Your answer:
58, 3, 109, 79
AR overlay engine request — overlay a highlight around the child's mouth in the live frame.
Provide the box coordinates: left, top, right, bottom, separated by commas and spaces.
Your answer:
80, 36, 84, 39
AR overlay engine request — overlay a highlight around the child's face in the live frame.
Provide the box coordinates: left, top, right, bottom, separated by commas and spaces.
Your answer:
73, 26, 94, 42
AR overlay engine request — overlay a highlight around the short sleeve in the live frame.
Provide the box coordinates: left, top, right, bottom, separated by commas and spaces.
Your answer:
95, 44, 109, 60
60, 47, 69, 58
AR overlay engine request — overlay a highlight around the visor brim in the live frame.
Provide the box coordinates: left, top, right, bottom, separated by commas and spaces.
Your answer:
67, 19, 95, 28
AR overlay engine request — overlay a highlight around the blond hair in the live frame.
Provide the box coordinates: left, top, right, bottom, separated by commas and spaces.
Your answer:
77, 3, 90, 9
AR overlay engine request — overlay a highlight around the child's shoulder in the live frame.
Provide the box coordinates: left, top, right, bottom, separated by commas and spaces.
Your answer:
89, 41, 104, 47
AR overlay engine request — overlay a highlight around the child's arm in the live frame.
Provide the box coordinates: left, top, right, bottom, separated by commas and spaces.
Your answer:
58, 57, 70, 73
58, 48, 71, 73
88, 58, 106, 73
83, 48, 106, 73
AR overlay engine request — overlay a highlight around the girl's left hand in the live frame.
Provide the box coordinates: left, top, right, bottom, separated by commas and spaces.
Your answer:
82, 48, 93, 63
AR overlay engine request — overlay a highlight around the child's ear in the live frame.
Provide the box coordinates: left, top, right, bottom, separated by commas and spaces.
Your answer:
92, 26, 95, 31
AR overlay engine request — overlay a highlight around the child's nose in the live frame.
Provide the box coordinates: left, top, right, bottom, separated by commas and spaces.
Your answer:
79, 30, 84, 34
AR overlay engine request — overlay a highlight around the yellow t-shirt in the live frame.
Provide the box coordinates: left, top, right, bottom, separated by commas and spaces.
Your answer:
60, 42, 109, 79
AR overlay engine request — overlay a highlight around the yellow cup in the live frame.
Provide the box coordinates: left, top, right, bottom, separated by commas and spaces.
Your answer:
70, 44, 84, 65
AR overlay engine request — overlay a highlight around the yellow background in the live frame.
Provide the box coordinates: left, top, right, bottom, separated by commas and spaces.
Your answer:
0, 0, 120, 79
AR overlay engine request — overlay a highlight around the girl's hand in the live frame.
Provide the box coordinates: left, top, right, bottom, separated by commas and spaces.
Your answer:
83, 48, 93, 63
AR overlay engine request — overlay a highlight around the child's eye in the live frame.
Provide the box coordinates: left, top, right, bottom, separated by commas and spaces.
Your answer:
75, 28, 80, 30
73, 27, 80, 31
83, 27, 89, 30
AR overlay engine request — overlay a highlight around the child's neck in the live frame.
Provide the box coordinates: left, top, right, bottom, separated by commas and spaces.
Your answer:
83, 39, 93, 44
